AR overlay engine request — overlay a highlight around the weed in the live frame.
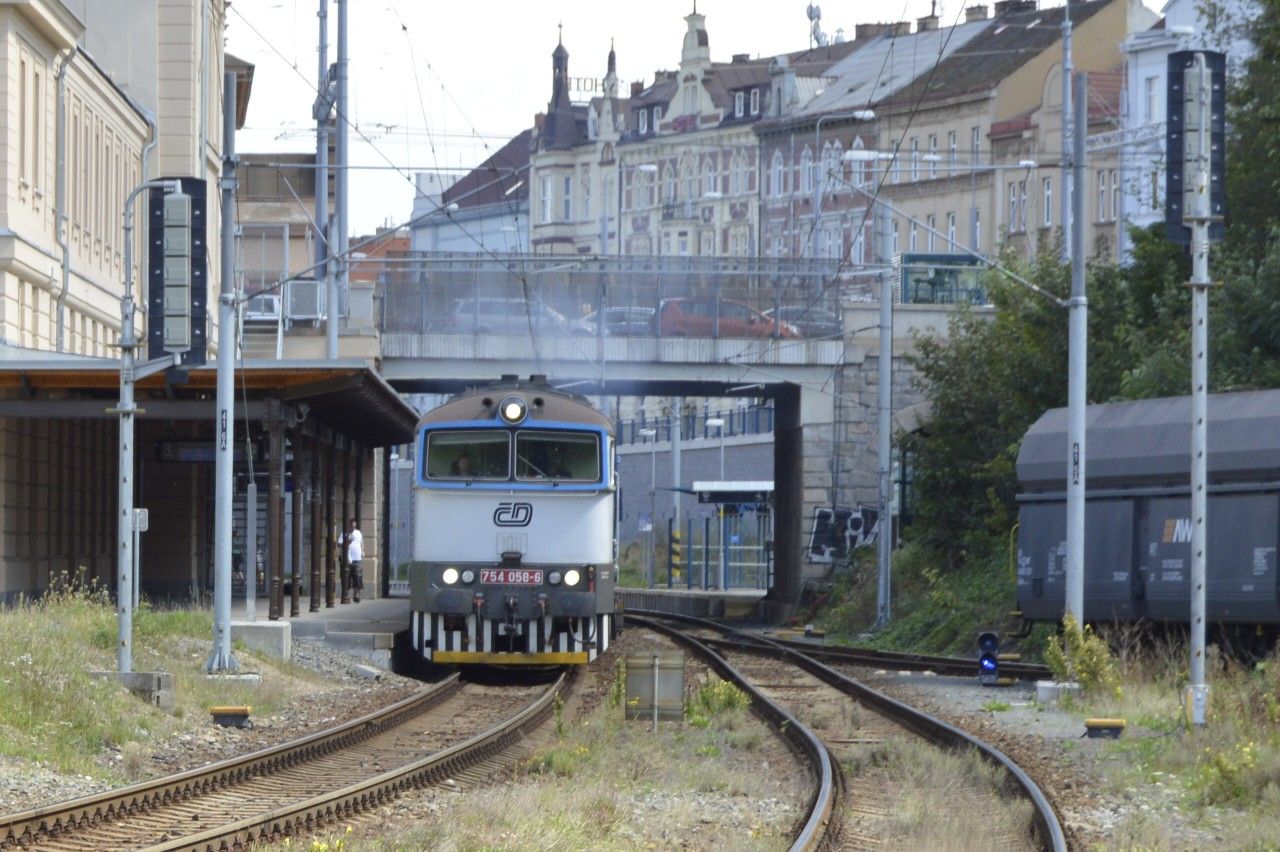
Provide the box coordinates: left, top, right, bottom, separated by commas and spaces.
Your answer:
609, 656, 626, 709
981, 699, 1011, 712
552, 692, 566, 738
686, 675, 749, 729
1044, 615, 1122, 697
694, 744, 721, 757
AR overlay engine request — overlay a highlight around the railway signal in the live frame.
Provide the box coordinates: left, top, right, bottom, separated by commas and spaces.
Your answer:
147, 176, 208, 366
977, 631, 1000, 686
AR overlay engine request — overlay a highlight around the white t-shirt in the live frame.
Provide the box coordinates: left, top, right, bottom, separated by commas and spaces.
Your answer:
347, 528, 364, 563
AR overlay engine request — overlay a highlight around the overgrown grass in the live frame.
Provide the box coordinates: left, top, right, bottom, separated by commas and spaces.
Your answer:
0, 572, 326, 782
305, 668, 796, 850
813, 539, 1280, 846
841, 737, 1035, 847
819, 542, 1023, 657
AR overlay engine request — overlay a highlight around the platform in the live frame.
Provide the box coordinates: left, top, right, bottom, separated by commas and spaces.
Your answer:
617, 586, 774, 621
230, 596, 410, 668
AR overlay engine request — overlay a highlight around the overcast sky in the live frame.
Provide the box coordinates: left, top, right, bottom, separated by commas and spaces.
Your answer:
225, 0, 1110, 238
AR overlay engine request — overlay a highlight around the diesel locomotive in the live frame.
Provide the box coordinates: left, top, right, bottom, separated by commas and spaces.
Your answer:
408, 376, 619, 664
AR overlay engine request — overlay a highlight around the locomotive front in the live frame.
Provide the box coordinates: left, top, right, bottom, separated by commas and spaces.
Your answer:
408, 379, 618, 664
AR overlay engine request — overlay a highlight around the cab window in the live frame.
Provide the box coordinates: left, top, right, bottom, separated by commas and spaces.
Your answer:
425, 430, 510, 480
515, 431, 600, 482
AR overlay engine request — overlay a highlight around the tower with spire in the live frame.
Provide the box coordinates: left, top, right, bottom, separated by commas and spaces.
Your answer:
540, 26, 579, 150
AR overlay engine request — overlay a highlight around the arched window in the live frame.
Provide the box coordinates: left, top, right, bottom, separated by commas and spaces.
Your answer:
771, 151, 785, 197
851, 137, 866, 187
800, 147, 813, 195
703, 154, 718, 196
681, 156, 696, 202
664, 164, 676, 204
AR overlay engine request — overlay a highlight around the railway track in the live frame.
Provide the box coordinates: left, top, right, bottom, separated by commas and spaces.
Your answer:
631, 611, 1066, 852
0, 671, 567, 850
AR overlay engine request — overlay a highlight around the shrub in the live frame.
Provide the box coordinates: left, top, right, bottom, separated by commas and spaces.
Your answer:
1044, 615, 1122, 697
687, 675, 749, 728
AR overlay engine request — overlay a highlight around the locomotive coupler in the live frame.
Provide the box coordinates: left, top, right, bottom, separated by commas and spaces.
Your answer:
500, 594, 520, 636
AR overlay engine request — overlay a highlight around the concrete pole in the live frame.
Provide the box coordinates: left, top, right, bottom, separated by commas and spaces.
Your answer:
317, 0, 335, 358
1065, 74, 1088, 627
245, 480, 257, 621
309, 436, 323, 612
671, 400, 682, 528
1187, 52, 1212, 727
340, 444, 351, 604
1060, 1, 1073, 263
325, 439, 337, 607
334, 0, 349, 357
267, 401, 284, 620
875, 202, 894, 629
207, 70, 239, 672
290, 427, 304, 617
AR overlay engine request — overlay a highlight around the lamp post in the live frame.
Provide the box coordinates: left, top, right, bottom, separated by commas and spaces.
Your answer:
841, 134, 1087, 628
706, 416, 726, 589
639, 427, 657, 588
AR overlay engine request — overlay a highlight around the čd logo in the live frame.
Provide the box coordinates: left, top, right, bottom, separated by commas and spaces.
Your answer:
493, 502, 533, 527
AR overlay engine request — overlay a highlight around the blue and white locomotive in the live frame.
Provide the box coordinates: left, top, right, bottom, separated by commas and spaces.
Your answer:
408, 376, 619, 664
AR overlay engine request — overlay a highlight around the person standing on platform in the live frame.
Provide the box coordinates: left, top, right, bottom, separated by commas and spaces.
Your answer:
346, 519, 364, 602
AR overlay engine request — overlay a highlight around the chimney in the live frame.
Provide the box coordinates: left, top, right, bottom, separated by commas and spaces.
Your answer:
965, 5, 989, 22
630, 81, 644, 97
732, 53, 750, 63
994, 0, 1037, 14
534, 112, 545, 130
855, 22, 885, 40
891, 21, 912, 36
916, 14, 939, 31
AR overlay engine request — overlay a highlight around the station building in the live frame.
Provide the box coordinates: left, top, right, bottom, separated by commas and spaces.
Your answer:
0, 1, 410, 610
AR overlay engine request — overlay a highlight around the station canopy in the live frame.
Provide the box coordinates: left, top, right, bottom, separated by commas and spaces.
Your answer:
0, 350, 416, 447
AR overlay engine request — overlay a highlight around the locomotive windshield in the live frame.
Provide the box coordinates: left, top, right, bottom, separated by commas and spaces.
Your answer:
515, 431, 600, 482
424, 430, 510, 480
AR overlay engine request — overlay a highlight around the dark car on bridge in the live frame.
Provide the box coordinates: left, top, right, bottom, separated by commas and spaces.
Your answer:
762, 305, 842, 340
654, 297, 800, 339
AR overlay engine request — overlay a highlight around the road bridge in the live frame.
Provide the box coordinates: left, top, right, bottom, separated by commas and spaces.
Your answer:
267, 253, 971, 607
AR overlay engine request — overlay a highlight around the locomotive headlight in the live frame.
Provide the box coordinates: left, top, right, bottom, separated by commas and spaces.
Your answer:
498, 395, 528, 424
563, 568, 581, 587
441, 567, 460, 585
548, 571, 562, 585
461, 569, 475, 584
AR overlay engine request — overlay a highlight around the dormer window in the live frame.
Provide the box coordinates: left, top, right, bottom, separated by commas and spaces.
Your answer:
749, 89, 760, 115
735, 92, 744, 118
654, 106, 663, 124
639, 110, 648, 134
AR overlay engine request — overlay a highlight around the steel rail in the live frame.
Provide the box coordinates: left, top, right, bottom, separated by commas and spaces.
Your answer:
0, 674, 461, 848
629, 615, 836, 852
627, 608, 1051, 679
143, 671, 568, 851
637, 610, 1067, 852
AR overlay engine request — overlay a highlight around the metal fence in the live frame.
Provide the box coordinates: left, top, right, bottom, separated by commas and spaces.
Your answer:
617, 405, 774, 445
379, 252, 858, 340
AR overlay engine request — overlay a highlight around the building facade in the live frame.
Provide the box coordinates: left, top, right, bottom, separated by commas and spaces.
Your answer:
0, 0, 230, 598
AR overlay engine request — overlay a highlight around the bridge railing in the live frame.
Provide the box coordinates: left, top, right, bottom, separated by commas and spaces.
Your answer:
616, 405, 775, 445
377, 252, 864, 341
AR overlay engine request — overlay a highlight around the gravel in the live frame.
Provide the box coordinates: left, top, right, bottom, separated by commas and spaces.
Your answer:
0, 637, 420, 816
